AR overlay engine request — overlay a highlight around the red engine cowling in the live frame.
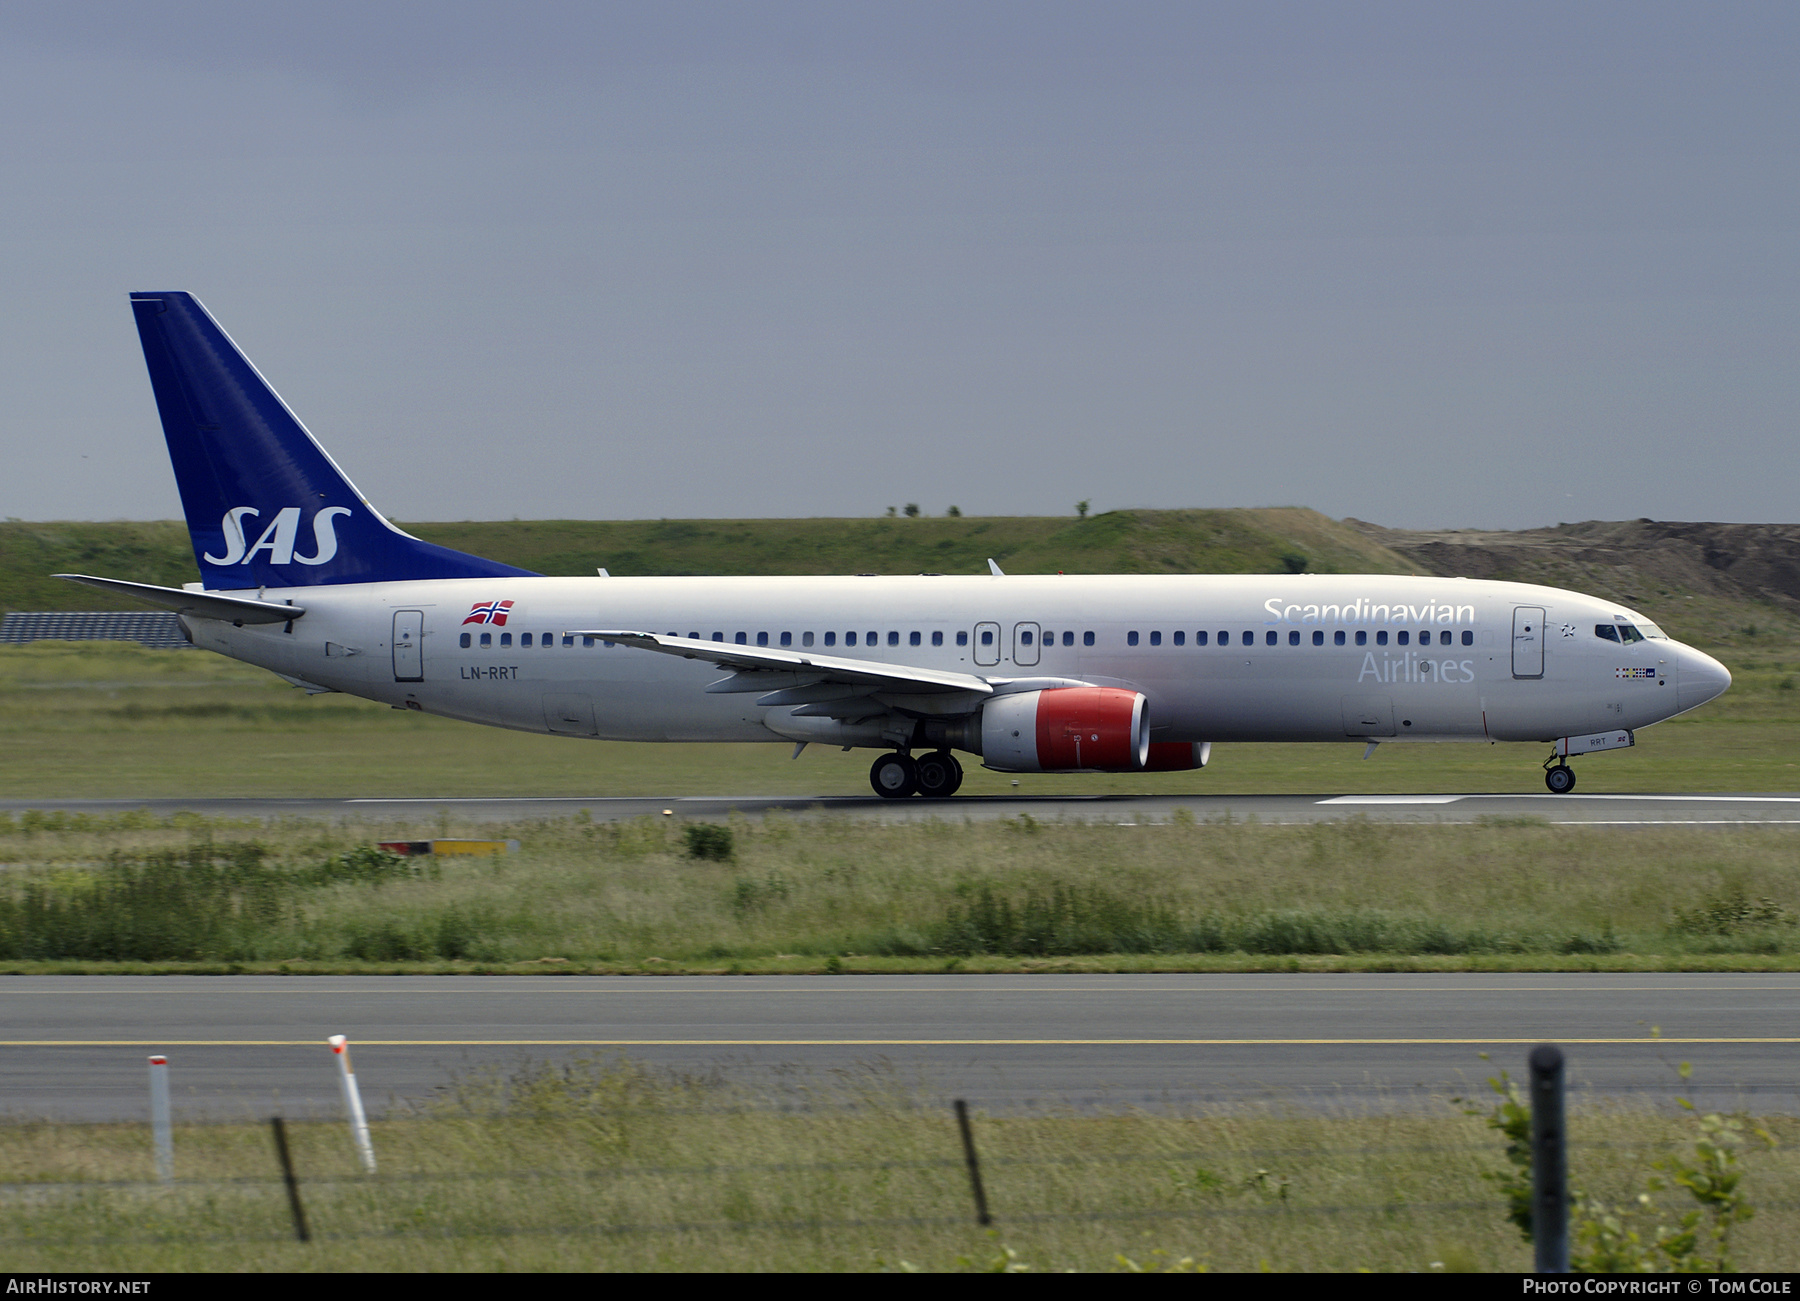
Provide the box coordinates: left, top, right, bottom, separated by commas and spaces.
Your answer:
980, 687, 1149, 772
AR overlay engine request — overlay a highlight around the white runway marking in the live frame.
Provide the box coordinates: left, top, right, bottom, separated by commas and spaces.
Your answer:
1317, 795, 1465, 804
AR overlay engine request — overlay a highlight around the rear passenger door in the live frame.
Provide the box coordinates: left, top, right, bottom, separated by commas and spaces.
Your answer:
393, 610, 424, 681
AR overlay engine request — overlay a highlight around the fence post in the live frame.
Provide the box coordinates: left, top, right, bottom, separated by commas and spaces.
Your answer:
953, 1099, 992, 1226
147, 1055, 172, 1184
328, 1034, 377, 1174
270, 1117, 311, 1243
1529, 1044, 1569, 1273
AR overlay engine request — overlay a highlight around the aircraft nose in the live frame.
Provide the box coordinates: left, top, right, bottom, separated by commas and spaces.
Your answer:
1676, 645, 1731, 713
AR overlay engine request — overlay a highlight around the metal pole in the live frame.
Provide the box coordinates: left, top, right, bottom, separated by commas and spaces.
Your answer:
270, 1117, 311, 1243
328, 1034, 377, 1174
1529, 1044, 1569, 1273
147, 1055, 172, 1184
954, 1099, 992, 1226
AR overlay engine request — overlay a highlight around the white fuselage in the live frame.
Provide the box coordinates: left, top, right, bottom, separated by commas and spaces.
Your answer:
180, 572, 1730, 753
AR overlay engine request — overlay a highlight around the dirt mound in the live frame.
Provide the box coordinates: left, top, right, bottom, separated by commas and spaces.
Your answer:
1349, 519, 1800, 618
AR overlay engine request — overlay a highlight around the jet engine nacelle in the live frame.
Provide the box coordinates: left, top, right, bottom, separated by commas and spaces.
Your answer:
980, 687, 1149, 773
1143, 741, 1211, 772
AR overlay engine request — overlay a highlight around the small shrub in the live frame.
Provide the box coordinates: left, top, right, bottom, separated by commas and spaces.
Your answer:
684, 824, 734, 861
1674, 892, 1793, 936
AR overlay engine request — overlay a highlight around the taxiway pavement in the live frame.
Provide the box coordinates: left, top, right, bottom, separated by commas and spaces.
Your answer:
6, 974, 1797, 1120
5, 791, 1800, 825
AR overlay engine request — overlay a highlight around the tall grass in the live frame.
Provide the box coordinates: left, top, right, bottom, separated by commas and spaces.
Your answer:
2, 1055, 1797, 1271
3, 813, 1800, 968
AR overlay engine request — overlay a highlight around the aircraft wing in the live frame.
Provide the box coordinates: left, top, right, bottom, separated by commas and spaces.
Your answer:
569, 630, 996, 702
55, 574, 304, 625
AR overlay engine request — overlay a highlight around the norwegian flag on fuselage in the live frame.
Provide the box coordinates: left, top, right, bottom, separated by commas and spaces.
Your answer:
462, 600, 515, 626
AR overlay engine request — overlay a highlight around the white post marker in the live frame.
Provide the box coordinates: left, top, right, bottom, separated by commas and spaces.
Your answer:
327, 1034, 377, 1174
147, 1054, 173, 1184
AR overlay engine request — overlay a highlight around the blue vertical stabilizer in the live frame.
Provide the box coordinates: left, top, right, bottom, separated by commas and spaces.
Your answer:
130, 292, 537, 589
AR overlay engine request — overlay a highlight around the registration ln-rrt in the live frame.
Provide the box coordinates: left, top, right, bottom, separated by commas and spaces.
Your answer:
59, 293, 1732, 798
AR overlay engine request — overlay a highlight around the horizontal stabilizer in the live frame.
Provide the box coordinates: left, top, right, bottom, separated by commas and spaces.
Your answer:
54, 574, 303, 625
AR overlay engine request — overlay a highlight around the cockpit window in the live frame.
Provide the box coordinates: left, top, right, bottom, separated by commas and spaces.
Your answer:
1618, 625, 1646, 644
1638, 622, 1667, 639
1595, 624, 1620, 642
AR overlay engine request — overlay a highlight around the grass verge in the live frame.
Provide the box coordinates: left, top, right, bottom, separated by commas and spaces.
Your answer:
4, 811, 1800, 973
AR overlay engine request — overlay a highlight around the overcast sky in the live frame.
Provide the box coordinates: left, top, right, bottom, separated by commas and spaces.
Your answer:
1, 2, 1794, 530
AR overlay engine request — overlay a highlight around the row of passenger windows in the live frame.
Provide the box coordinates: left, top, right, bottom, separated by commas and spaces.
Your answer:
1129, 628, 1476, 647
457, 626, 1476, 650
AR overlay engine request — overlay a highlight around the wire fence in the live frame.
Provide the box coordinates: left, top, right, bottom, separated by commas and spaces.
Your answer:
0, 1101, 1780, 1256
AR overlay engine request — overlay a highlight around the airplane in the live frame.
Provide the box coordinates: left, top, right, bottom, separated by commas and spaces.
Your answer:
57, 292, 1732, 799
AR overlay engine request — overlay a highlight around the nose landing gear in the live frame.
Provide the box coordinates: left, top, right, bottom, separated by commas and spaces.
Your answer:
1544, 757, 1577, 794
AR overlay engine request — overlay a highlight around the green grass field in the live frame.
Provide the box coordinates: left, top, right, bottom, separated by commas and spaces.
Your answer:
0, 634, 1794, 798
3, 1056, 1793, 1272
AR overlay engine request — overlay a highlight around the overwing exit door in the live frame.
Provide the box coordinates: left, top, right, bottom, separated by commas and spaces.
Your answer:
1013, 622, 1041, 667
1512, 606, 1545, 679
393, 610, 423, 681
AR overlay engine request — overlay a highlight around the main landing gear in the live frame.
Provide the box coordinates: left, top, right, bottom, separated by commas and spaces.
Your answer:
870, 750, 964, 799
1543, 757, 1577, 794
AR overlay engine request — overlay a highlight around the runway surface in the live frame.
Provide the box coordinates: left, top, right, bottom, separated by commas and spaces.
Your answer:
6, 791, 1800, 825
7, 974, 1799, 1120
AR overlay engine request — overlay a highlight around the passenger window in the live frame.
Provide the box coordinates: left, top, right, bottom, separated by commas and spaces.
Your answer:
1356, 630, 1367, 646
459, 632, 471, 648
888, 631, 900, 646
780, 632, 792, 647
756, 632, 768, 647
824, 632, 836, 646
866, 630, 876, 645
500, 632, 512, 646
1397, 631, 1410, 645
1242, 631, 1253, 646
1148, 631, 1159, 646
1266, 631, 1278, 646
1462, 630, 1474, 646
1083, 631, 1095, 646
802, 632, 814, 647
1313, 631, 1324, 646
1376, 631, 1388, 646
958, 631, 969, 647
687, 631, 699, 640
480, 632, 492, 647
910, 631, 921, 646
521, 633, 532, 647
1284, 630, 1296, 646
1173, 631, 1185, 646
563, 635, 574, 647
735, 632, 748, 645
932, 631, 943, 647
1421, 629, 1432, 645
583, 636, 595, 647
846, 632, 857, 646
1334, 630, 1344, 646
1023, 630, 1035, 645
980, 630, 993, 646
1196, 631, 1208, 646
712, 632, 724, 642
1128, 631, 1139, 646
1062, 631, 1074, 647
